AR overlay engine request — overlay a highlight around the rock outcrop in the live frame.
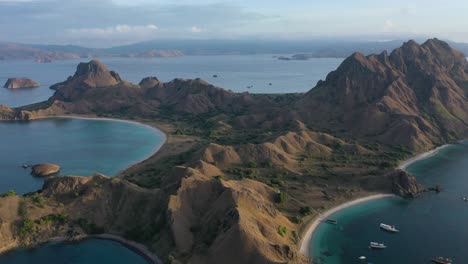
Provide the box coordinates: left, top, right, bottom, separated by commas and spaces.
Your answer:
4, 78, 40, 89
31, 163, 61, 177
50, 60, 124, 101
388, 169, 426, 198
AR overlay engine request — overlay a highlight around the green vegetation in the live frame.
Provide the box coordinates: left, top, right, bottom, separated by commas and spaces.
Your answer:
38, 214, 68, 225
77, 218, 105, 234
17, 199, 28, 217
299, 206, 313, 216
31, 193, 45, 207
275, 191, 288, 204
291, 216, 302, 224
19, 219, 34, 235
166, 254, 175, 264
277, 226, 288, 237
1, 190, 17, 197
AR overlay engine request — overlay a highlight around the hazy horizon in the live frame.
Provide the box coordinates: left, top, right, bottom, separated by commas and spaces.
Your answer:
2, 0, 468, 48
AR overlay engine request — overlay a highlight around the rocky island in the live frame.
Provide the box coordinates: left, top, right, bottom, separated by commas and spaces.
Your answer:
31, 163, 61, 177
3, 78, 40, 89
0, 39, 466, 264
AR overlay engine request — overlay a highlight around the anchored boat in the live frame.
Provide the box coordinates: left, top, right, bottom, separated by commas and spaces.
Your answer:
431, 257, 452, 264
369, 242, 386, 249
325, 219, 338, 225
379, 223, 399, 233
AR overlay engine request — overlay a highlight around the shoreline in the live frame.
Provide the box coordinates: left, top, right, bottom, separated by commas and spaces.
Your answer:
397, 144, 452, 171
299, 142, 461, 258
36, 115, 168, 176
298, 194, 395, 257
92, 234, 163, 264
0, 234, 162, 264
0, 116, 167, 263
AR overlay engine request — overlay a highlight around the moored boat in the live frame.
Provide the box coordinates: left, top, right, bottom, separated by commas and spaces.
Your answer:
369, 242, 386, 249
431, 257, 452, 264
379, 223, 399, 233
325, 219, 338, 225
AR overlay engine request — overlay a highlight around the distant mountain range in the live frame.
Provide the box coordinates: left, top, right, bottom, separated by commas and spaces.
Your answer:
2, 39, 468, 61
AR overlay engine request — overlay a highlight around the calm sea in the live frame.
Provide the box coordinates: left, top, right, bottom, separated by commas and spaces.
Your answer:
0, 118, 164, 195
311, 141, 468, 264
0, 239, 150, 264
0, 55, 342, 107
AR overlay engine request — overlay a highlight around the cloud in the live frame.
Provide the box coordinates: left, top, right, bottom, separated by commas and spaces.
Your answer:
190, 26, 206, 33
65, 24, 159, 42
0, 0, 268, 46
384, 19, 394, 32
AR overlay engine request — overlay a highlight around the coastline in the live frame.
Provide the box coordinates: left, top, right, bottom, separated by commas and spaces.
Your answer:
0, 116, 167, 263
299, 142, 460, 258
298, 194, 395, 257
0, 234, 162, 264
92, 234, 163, 264
36, 115, 168, 175
397, 144, 452, 171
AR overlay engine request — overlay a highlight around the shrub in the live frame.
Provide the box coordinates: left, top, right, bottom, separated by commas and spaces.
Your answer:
31, 193, 45, 207
166, 255, 175, 264
299, 206, 312, 216
275, 192, 288, 204
19, 219, 34, 235
18, 200, 28, 217
6, 190, 16, 197
291, 216, 302, 224
248, 161, 258, 168
278, 226, 288, 237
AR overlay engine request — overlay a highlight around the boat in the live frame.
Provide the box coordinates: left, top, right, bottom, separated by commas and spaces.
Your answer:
431, 257, 452, 264
369, 242, 386, 249
325, 219, 338, 225
358, 256, 366, 260
379, 223, 399, 233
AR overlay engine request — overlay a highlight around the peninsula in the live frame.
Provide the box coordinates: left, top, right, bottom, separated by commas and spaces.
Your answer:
0, 39, 466, 264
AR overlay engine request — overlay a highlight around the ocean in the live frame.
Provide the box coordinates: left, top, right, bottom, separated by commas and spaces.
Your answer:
0, 55, 342, 107
311, 141, 468, 264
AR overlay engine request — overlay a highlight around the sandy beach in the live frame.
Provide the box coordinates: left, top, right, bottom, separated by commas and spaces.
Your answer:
298, 194, 395, 257
299, 142, 461, 257
93, 234, 163, 264
397, 144, 452, 171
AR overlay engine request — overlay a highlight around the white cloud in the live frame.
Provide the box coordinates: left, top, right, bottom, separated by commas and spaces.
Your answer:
190, 26, 206, 33
65, 24, 159, 41
384, 19, 394, 32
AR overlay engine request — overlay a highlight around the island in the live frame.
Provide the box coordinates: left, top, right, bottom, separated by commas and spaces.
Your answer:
3, 78, 40, 89
0, 39, 466, 264
31, 163, 61, 177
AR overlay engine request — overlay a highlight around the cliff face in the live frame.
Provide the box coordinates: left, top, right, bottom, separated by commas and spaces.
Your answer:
297, 39, 468, 151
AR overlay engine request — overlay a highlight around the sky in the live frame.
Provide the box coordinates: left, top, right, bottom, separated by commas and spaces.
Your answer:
1, 0, 468, 47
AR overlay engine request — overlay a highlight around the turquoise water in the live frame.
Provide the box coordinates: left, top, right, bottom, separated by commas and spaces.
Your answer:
0, 117, 164, 194
311, 141, 468, 264
0, 239, 150, 264
0, 56, 342, 107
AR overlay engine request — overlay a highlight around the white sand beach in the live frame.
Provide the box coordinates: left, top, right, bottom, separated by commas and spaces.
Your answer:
299, 194, 395, 257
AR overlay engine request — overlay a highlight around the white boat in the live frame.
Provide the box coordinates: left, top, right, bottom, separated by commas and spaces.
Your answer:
369, 242, 387, 249
380, 223, 399, 233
